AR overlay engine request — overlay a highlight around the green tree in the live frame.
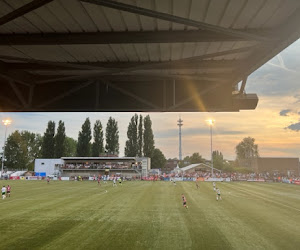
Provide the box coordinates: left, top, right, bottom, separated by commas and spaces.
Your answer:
125, 114, 138, 157
20, 131, 42, 170
77, 118, 92, 156
151, 148, 166, 169
189, 152, 205, 164
4, 131, 42, 170
41, 121, 55, 158
92, 120, 104, 157
4, 131, 28, 169
54, 120, 66, 158
143, 115, 155, 158
138, 114, 143, 157
105, 117, 119, 155
236, 137, 259, 160
212, 150, 224, 170
65, 137, 77, 157
235, 137, 259, 169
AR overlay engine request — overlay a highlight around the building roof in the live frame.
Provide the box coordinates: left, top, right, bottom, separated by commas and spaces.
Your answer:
61, 157, 136, 161
181, 163, 221, 172
1, 0, 300, 112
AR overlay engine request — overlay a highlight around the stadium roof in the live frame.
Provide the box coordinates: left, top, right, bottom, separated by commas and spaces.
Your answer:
181, 163, 221, 172
1, 0, 300, 112
61, 157, 136, 161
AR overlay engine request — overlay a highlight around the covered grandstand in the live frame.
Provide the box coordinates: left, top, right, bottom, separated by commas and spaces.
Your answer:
35, 156, 150, 178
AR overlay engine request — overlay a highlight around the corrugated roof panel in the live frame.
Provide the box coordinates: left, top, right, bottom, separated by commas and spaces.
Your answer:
136, 0, 156, 31
0, 0, 41, 33
172, 0, 189, 30
122, 44, 139, 61
110, 44, 129, 61
189, 0, 210, 22
0, 21, 24, 33
83, 4, 112, 31
32, 3, 69, 32
218, 41, 235, 52
74, 45, 108, 62
46, 0, 83, 32
147, 44, 160, 61
58, 0, 98, 32
159, 43, 171, 61
213, 41, 235, 60
263, 1, 300, 28
214, 41, 257, 60
134, 44, 150, 61
61, 45, 93, 62
0, 46, 30, 58
155, 0, 171, 30
182, 43, 197, 59
87, 45, 108, 62
137, 69, 200, 75
97, 45, 118, 61
21, 7, 55, 33
193, 42, 210, 57
231, 0, 266, 29
220, 48, 250, 60
171, 43, 183, 60
171, 69, 199, 75
116, 0, 141, 31
99, 6, 127, 31
247, 0, 282, 29
15, 45, 78, 62
206, 42, 222, 54
230, 41, 257, 60
0, 24, 13, 34
205, 0, 229, 25
196, 67, 232, 74
219, 0, 248, 28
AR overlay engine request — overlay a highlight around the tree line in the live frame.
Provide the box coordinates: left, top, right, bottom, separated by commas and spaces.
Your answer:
1, 114, 167, 170
178, 137, 259, 173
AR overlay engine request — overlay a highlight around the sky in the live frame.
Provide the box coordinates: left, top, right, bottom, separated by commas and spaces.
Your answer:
1, 40, 300, 161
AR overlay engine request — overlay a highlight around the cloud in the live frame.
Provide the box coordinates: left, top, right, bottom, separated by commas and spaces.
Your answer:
279, 109, 291, 116
246, 40, 300, 97
285, 122, 300, 131
267, 54, 297, 73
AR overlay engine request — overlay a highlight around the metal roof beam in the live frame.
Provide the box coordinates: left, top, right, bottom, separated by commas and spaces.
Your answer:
239, 77, 248, 94
0, 61, 34, 86
0, 0, 53, 26
0, 55, 105, 71
167, 82, 223, 111
35, 74, 230, 85
81, 0, 272, 42
7, 60, 239, 71
37, 45, 255, 84
8, 80, 28, 107
0, 30, 265, 45
36, 81, 93, 108
104, 81, 160, 110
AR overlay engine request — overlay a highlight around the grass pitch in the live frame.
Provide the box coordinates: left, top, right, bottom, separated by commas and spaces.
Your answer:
0, 180, 299, 250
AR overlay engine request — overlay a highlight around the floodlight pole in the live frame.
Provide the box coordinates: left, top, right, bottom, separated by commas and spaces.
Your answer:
210, 123, 213, 177
1, 123, 9, 177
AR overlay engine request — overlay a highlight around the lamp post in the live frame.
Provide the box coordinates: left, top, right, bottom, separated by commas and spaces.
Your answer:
206, 119, 214, 177
1, 119, 11, 177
